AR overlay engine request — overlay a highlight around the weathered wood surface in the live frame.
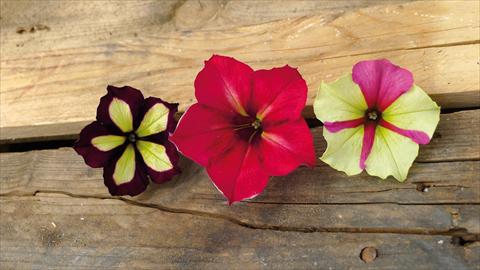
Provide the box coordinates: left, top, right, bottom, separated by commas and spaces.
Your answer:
1, 110, 479, 269
1, 0, 480, 269
1, 0, 479, 131
1, 194, 478, 270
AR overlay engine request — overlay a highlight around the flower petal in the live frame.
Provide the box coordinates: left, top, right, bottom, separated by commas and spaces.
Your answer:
251, 66, 308, 123
136, 97, 178, 138
91, 135, 126, 151
195, 55, 253, 116
206, 142, 270, 204
365, 126, 419, 181
169, 104, 236, 167
136, 139, 180, 183
259, 119, 315, 176
74, 121, 125, 168
360, 122, 376, 170
136, 140, 172, 171
97, 85, 145, 133
380, 120, 430, 145
352, 59, 413, 111
324, 118, 364, 133
103, 144, 149, 196
382, 84, 440, 140
320, 126, 364, 176
314, 74, 367, 123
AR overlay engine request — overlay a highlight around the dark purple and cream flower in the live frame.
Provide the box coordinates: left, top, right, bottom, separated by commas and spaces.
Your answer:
74, 85, 180, 196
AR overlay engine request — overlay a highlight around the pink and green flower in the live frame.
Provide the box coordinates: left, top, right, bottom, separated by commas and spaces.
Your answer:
74, 86, 180, 196
314, 59, 440, 181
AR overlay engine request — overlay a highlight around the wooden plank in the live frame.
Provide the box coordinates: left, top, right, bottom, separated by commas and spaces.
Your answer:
0, 121, 87, 144
1, 1, 479, 129
1, 150, 479, 232
1, 107, 479, 164
0, 193, 478, 270
1, 111, 478, 234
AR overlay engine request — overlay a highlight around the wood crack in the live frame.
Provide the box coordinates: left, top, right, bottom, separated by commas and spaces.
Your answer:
1, 190, 478, 240
415, 158, 480, 164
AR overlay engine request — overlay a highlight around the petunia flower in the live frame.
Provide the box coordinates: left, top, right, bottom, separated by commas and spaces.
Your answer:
314, 59, 440, 181
170, 55, 316, 204
74, 85, 180, 196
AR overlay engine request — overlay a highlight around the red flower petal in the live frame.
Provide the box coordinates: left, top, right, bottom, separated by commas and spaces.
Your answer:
97, 85, 145, 132
324, 117, 365, 133
251, 66, 308, 124
360, 122, 376, 170
169, 104, 237, 167
103, 145, 149, 196
379, 119, 430, 145
74, 121, 125, 168
206, 142, 270, 204
352, 59, 413, 111
195, 55, 253, 116
259, 119, 316, 176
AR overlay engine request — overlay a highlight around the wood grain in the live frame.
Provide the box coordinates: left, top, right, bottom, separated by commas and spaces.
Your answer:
1, 0, 479, 129
1, 116, 479, 269
1, 111, 478, 236
1, 193, 478, 270
1, 1, 479, 269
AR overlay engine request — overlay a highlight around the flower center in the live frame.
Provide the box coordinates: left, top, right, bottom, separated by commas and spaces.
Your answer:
252, 119, 261, 130
128, 133, 137, 143
232, 116, 263, 143
365, 109, 381, 122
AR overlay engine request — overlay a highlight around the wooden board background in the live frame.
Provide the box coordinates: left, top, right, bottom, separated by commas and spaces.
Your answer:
1, 0, 479, 131
1, 0, 479, 269
1, 110, 479, 269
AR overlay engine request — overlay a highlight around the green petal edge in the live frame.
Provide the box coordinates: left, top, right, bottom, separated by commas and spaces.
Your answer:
320, 126, 364, 176
365, 126, 419, 181
383, 84, 441, 138
314, 73, 367, 123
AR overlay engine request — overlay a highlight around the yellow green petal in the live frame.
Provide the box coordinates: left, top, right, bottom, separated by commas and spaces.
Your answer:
314, 74, 368, 123
136, 140, 173, 172
113, 144, 136, 185
365, 126, 418, 181
136, 103, 169, 137
91, 135, 126, 151
383, 85, 440, 138
109, 98, 134, 133
321, 126, 364, 176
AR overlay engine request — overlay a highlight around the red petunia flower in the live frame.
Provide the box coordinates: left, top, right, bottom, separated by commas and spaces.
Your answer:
170, 55, 316, 204
74, 85, 180, 196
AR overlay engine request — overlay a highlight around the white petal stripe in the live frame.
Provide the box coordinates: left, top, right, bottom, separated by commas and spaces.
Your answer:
91, 135, 126, 152
109, 98, 134, 133
113, 144, 136, 185
136, 103, 169, 137
136, 140, 173, 172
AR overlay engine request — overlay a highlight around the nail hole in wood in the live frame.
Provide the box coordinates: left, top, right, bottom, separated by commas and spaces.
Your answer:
451, 236, 476, 247
360, 247, 377, 263
416, 183, 431, 192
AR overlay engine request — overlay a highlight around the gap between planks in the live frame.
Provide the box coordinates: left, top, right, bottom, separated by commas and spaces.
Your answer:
1, 107, 479, 146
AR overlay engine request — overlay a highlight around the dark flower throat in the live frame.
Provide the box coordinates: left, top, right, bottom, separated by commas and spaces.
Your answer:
232, 115, 263, 143
365, 108, 381, 123
128, 133, 137, 143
